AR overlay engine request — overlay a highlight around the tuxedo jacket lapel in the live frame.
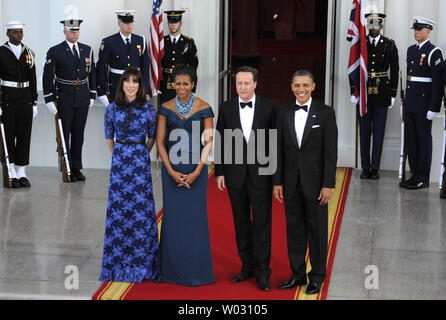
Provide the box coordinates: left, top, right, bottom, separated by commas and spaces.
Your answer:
286, 104, 299, 150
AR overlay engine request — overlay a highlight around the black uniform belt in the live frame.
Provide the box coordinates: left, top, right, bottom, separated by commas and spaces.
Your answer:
368, 72, 388, 78
56, 78, 88, 86
116, 139, 146, 144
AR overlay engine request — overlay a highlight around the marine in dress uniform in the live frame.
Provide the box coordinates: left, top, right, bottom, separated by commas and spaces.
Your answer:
160, 10, 199, 103
42, 19, 96, 182
0, 21, 38, 188
402, 17, 444, 190
96, 10, 150, 106
350, 13, 399, 180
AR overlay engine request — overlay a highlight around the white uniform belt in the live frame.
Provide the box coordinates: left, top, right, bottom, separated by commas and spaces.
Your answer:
56, 78, 88, 86
0, 80, 30, 88
407, 76, 432, 83
110, 67, 125, 75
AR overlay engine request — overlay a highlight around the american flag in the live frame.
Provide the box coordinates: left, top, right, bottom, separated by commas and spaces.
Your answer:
148, 0, 164, 98
347, 0, 368, 117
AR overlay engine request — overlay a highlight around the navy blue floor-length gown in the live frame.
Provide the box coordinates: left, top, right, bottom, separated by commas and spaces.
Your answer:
158, 105, 215, 286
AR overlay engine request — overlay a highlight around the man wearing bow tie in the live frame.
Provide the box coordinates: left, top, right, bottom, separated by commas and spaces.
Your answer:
215, 66, 277, 291
273, 70, 338, 295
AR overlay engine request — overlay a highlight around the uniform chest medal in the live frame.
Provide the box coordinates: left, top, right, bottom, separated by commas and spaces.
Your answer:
25, 55, 30, 66
137, 45, 142, 56
85, 58, 91, 66
420, 54, 426, 66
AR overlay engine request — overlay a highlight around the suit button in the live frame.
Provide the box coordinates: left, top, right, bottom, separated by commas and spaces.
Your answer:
128, 56, 130, 59
172, 58, 175, 61
128, 64, 131, 67
372, 62, 375, 64
372, 54, 376, 57
173, 51, 176, 54
408, 86, 411, 89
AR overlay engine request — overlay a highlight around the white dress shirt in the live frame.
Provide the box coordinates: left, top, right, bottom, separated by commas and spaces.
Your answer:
416, 38, 429, 49
239, 95, 256, 143
170, 34, 181, 44
120, 32, 132, 44
65, 40, 79, 56
369, 34, 381, 46
294, 97, 312, 148
8, 42, 22, 60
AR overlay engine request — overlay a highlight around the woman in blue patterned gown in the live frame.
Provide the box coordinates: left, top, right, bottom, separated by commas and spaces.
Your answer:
99, 68, 159, 283
156, 64, 215, 286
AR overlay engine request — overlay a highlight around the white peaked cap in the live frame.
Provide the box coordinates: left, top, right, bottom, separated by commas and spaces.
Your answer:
6, 21, 25, 30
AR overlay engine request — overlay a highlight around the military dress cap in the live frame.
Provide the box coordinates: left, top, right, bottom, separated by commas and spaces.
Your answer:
412, 16, 436, 30
366, 12, 386, 28
115, 10, 135, 23
165, 10, 186, 23
6, 21, 25, 30
60, 19, 83, 31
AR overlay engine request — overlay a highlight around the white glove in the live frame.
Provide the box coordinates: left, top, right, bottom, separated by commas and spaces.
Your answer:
426, 111, 438, 121
388, 97, 395, 109
0, 108, 2, 117
98, 95, 109, 107
46, 102, 57, 115
89, 99, 95, 107
351, 95, 359, 105
33, 105, 38, 118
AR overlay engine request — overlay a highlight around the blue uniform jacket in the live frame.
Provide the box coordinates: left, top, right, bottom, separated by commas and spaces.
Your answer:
43, 41, 96, 108
406, 41, 444, 114
96, 33, 150, 100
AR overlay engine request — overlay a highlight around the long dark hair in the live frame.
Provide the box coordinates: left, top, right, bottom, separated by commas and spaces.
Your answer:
114, 67, 147, 109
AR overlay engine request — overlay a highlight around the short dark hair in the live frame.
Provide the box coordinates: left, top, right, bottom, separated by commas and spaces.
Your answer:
291, 69, 315, 83
115, 67, 147, 109
234, 66, 258, 82
173, 64, 197, 84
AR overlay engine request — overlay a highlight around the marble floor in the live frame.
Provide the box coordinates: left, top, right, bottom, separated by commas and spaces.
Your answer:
0, 167, 445, 300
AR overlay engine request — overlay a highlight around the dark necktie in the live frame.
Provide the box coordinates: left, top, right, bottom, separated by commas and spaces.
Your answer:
73, 44, 80, 62
126, 38, 131, 52
372, 39, 376, 47
173, 38, 177, 44
240, 101, 252, 109
416, 45, 420, 51
295, 104, 308, 112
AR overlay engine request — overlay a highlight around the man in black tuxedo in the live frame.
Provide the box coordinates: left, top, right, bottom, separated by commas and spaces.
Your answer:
273, 70, 338, 295
215, 66, 277, 291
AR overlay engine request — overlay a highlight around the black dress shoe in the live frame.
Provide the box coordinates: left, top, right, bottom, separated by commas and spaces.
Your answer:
69, 174, 78, 183
360, 169, 371, 179
73, 170, 86, 181
231, 271, 255, 283
278, 275, 307, 290
370, 170, 380, 180
256, 277, 271, 291
405, 180, 429, 190
305, 280, 323, 295
11, 178, 20, 189
440, 190, 446, 199
18, 177, 31, 188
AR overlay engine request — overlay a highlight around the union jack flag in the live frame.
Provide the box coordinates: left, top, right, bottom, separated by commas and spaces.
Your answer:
347, 0, 368, 117
148, 0, 164, 98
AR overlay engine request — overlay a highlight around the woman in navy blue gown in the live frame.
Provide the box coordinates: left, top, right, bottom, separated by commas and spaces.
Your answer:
156, 64, 215, 286
100, 68, 159, 283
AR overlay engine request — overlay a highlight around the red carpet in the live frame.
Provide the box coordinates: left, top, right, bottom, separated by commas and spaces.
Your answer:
93, 168, 352, 300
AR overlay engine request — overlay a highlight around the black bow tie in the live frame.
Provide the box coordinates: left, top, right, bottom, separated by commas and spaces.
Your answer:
240, 101, 253, 109
295, 104, 308, 112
